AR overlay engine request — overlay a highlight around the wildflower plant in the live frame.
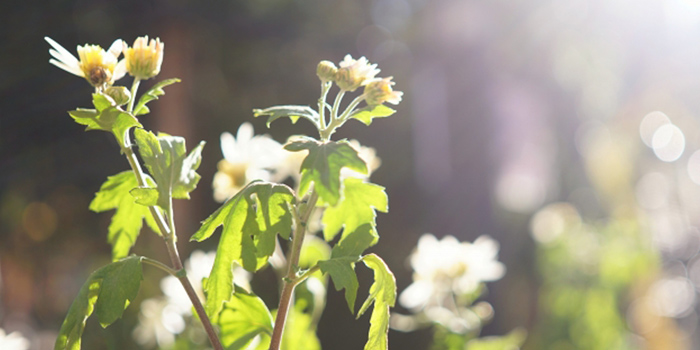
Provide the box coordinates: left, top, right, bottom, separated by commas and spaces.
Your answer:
46, 35, 400, 350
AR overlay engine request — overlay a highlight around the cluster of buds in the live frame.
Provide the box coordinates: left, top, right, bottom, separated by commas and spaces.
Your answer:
45, 35, 165, 90
316, 54, 403, 107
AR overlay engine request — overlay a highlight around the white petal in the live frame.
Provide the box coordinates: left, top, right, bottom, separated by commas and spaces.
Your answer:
108, 39, 123, 58
237, 122, 255, 143
49, 58, 83, 77
399, 280, 433, 310
45, 37, 79, 66
220, 132, 238, 162
113, 59, 127, 81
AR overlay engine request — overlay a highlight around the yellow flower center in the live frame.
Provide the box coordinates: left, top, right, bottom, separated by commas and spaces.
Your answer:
77, 45, 115, 87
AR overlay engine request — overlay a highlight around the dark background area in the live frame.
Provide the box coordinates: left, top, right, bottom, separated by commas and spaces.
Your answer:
4, 0, 700, 349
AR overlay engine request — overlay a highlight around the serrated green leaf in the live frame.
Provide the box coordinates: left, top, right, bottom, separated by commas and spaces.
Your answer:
67, 93, 142, 146
219, 286, 274, 350
465, 328, 527, 350
318, 256, 359, 312
299, 235, 331, 269
190, 181, 295, 319
323, 177, 388, 242
284, 139, 367, 206
129, 187, 159, 207
350, 105, 395, 126
280, 304, 322, 350
358, 254, 396, 350
133, 78, 181, 116
133, 128, 205, 211
331, 224, 378, 259
89, 171, 160, 260
253, 105, 319, 128
54, 256, 143, 350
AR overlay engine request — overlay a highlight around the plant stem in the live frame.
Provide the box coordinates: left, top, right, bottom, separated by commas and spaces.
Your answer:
318, 82, 332, 130
269, 190, 319, 350
142, 257, 180, 276
120, 81, 223, 349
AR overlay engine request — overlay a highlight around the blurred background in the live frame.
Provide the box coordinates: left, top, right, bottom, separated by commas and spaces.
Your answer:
4, 0, 700, 349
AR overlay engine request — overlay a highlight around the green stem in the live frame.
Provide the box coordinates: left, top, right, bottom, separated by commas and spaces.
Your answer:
120, 131, 223, 350
127, 78, 141, 114
269, 189, 319, 350
142, 257, 180, 276
318, 82, 331, 130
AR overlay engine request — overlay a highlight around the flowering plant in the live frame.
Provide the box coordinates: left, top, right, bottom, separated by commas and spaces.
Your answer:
46, 36, 402, 350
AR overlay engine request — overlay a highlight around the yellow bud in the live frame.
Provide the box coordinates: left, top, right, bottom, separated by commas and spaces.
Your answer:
335, 55, 380, 92
124, 36, 164, 80
104, 86, 131, 106
316, 60, 338, 83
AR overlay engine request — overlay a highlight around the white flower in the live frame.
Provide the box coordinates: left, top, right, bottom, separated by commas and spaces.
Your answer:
132, 298, 184, 348
336, 55, 380, 92
45, 37, 126, 87
0, 329, 29, 350
399, 234, 505, 311
212, 122, 288, 202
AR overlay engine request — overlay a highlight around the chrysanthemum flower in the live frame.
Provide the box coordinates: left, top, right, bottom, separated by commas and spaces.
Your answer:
364, 77, 403, 106
399, 234, 506, 311
212, 123, 288, 202
124, 36, 164, 80
45, 37, 126, 88
335, 55, 380, 92
0, 328, 29, 350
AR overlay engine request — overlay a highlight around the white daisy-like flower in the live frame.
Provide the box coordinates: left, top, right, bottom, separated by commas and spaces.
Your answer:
399, 234, 506, 311
132, 298, 184, 348
45, 36, 126, 87
0, 329, 29, 350
212, 122, 288, 202
336, 55, 380, 92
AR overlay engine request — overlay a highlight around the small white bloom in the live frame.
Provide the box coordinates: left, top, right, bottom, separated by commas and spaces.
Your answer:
336, 55, 380, 92
45, 37, 126, 87
132, 298, 183, 348
399, 234, 505, 311
0, 328, 29, 350
213, 123, 288, 202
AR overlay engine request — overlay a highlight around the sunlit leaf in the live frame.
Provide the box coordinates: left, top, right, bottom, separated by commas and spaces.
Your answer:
331, 224, 378, 259
54, 256, 143, 350
133, 128, 205, 211
132, 78, 180, 116
68, 93, 142, 146
285, 138, 367, 206
253, 105, 320, 128
191, 181, 295, 319
318, 256, 359, 312
349, 105, 395, 126
219, 286, 274, 350
323, 177, 388, 242
89, 171, 160, 260
465, 328, 527, 350
358, 254, 396, 350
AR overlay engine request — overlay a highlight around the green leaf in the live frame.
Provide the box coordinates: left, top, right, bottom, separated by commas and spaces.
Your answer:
132, 78, 181, 116
350, 105, 395, 126
299, 235, 331, 269
133, 128, 205, 211
358, 254, 396, 350
129, 187, 159, 207
89, 171, 160, 260
323, 177, 388, 242
54, 256, 143, 350
280, 304, 322, 350
331, 224, 378, 259
465, 328, 527, 350
218, 286, 274, 350
253, 105, 320, 128
285, 139, 367, 206
190, 181, 295, 319
318, 256, 359, 312
68, 93, 142, 146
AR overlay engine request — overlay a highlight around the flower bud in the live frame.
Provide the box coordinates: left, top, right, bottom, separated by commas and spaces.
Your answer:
104, 86, 131, 106
316, 60, 338, 83
335, 55, 380, 92
124, 36, 164, 80
363, 77, 403, 106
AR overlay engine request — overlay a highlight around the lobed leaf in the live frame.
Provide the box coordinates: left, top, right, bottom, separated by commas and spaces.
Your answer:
253, 105, 320, 129
284, 139, 367, 206
349, 105, 395, 126
323, 177, 388, 242
218, 286, 274, 350
318, 256, 359, 312
89, 171, 160, 260
68, 93, 142, 147
358, 254, 396, 350
133, 128, 205, 211
190, 181, 295, 319
330, 224, 378, 259
54, 256, 143, 350
132, 78, 181, 116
